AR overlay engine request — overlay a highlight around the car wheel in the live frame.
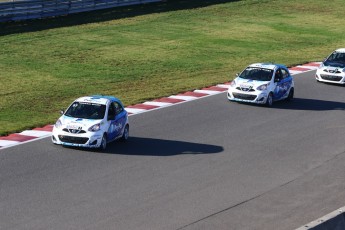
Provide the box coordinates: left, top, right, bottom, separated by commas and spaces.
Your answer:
99, 134, 107, 151
286, 88, 294, 101
120, 124, 129, 142
265, 93, 273, 107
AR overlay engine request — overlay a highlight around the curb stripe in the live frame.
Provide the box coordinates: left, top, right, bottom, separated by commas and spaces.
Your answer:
0, 133, 37, 142
0, 62, 322, 150
303, 62, 321, 67
168, 95, 198, 101
202, 86, 228, 92
33, 125, 54, 131
289, 66, 313, 71
143, 101, 173, 107
126, 104, 160, 110
124, 108, 147, 114
153, 97, 185, 103
217, 84, 231, 89
20, 130, 52, 137
178, 92, 209, 97
194, 89, 223, 95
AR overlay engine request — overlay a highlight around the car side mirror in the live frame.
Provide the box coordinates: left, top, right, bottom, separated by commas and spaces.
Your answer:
236, 73, 239, 77
274, 78, 281, 83
60, 109, 64, 115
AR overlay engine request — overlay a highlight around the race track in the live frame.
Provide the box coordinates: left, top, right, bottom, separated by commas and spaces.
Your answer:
1, 70, 345, 230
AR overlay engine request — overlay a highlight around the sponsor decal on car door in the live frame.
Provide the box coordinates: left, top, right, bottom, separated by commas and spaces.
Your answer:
273, 68, 291, 100
107, 103, 117, 141
113, 101, 126, 139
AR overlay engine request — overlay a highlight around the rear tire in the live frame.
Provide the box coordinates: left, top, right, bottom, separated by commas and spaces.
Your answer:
120, 125, 129, 142
286, 88, 294, 101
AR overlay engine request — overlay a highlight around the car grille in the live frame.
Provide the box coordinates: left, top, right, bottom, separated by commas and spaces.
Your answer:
58, 135, 89, 144
236, 87, 255, 92
62, 128, 86, 134
324, 69, 341, 74
320, 74, 342, 82
233, 93, 257, 100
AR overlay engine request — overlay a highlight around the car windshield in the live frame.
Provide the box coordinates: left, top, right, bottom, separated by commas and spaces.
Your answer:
64, 102, 106, 119
324, 52, 345, 68
239, 67, 273, 81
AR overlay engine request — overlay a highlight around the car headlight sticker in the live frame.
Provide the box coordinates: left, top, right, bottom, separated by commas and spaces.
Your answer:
256, 84, 268, 91
55, 119, 62, 128
88, 123, 101, 132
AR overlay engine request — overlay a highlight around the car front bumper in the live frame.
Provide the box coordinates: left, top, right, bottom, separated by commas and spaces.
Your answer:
227, 90, 268, 104
315, 71, 345, 84
51, 127, 103, 148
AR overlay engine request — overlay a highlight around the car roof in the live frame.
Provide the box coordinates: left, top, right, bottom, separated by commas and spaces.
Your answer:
248, 63, 286, 70
75, 95, 123, 105
334, 48, 345, 53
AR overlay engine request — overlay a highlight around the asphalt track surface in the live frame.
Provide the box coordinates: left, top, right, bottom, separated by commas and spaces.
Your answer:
1, 70, 345, 230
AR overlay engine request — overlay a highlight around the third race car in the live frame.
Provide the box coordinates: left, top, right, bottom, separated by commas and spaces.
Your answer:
315, 48, 345, 85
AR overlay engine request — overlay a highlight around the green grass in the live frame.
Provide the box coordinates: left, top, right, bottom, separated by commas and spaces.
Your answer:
0, 0, 345, 136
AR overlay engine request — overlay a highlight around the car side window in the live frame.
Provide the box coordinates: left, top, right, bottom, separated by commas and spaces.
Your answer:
274, 69, 282, 81
108, 103, 116, 120
281, 68, 289, 79
114, 102, 124, 115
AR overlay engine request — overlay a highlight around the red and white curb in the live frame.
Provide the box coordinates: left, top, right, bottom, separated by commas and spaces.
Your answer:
288, 62, 320, 75
0, 62, 321, 150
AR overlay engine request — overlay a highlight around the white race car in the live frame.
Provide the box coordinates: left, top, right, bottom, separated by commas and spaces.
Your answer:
227, 63, 294, 107
315, 48, 345, 85
52, 95, 129, 151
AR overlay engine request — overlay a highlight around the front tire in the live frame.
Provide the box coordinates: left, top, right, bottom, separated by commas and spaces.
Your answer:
99, 134, 107, 151
265, 93, 273, 107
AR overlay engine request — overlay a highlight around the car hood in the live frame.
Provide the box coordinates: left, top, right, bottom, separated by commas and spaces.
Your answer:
319, 65, 345, 74
59, 115, 103, 130
233, 78, 270, 90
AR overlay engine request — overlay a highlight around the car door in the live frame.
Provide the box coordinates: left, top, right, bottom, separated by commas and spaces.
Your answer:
273, 68, 285, 100
106, 102, 117, 142
280, 67, 293, 98
113, 101, 127, 139
274, 67, 292, 100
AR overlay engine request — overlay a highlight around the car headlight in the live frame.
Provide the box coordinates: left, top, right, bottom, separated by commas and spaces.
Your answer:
55, 119, 62, 129
88, 123, 101, 132
230, 81, 236, 87
256, 84, 268, 91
